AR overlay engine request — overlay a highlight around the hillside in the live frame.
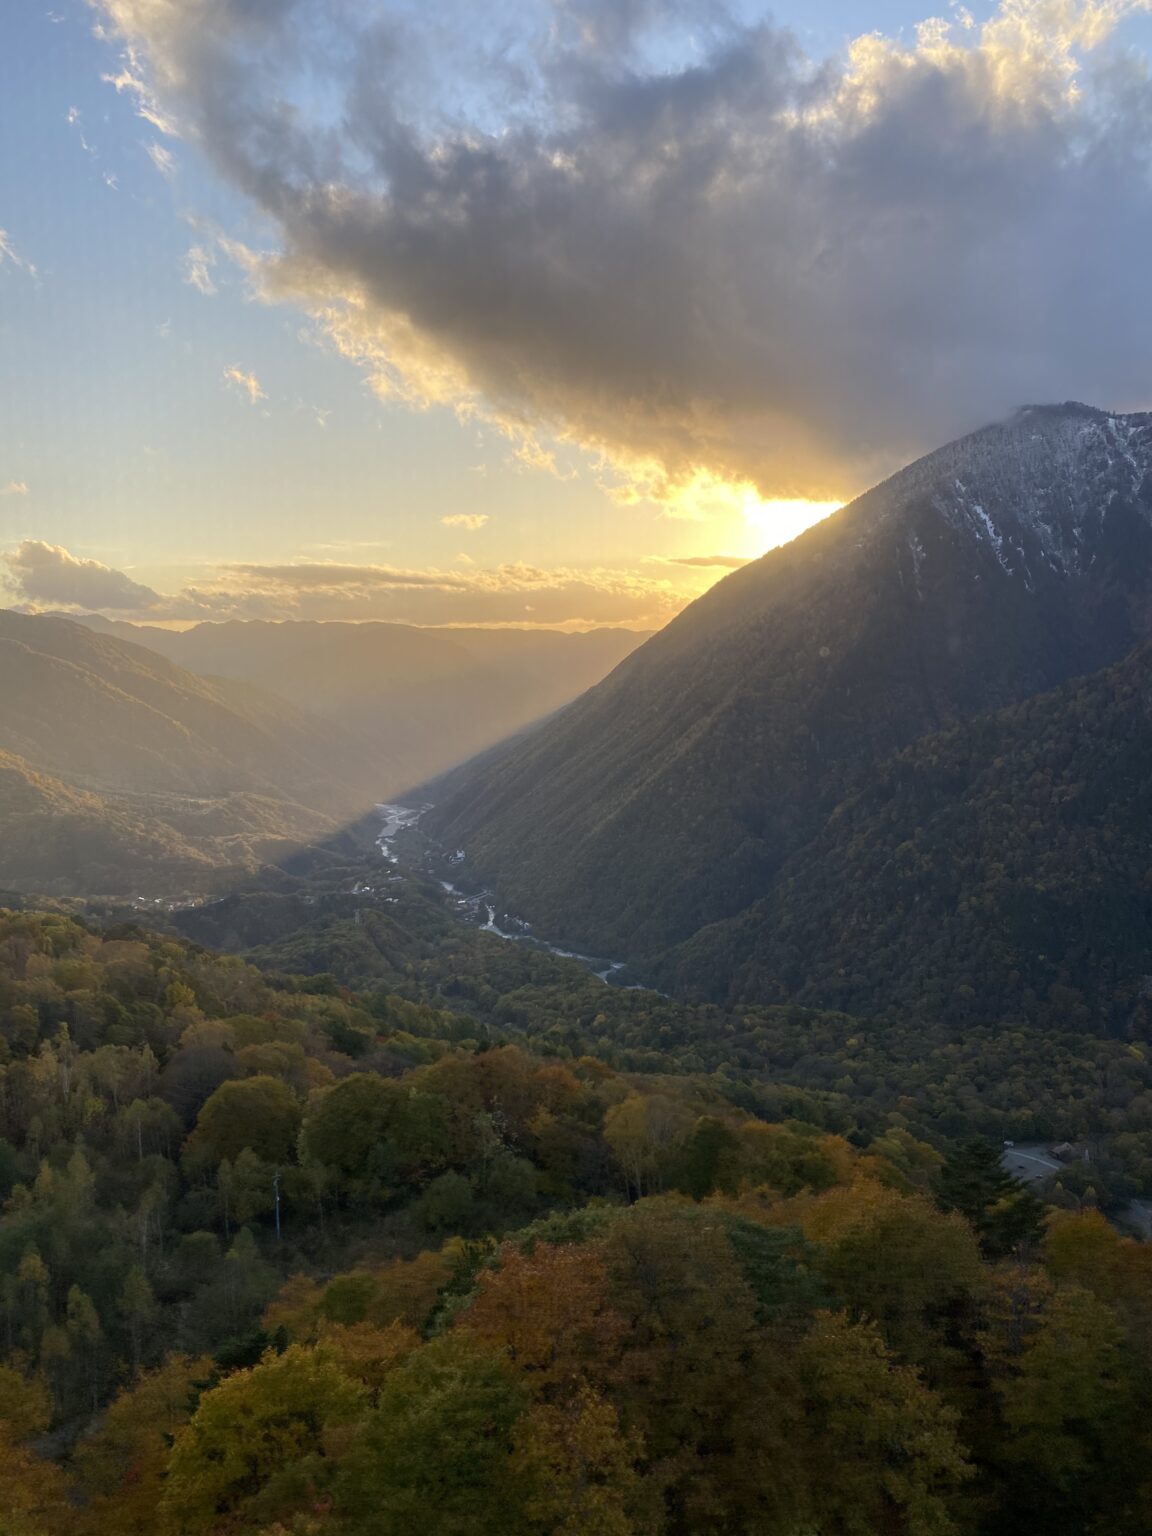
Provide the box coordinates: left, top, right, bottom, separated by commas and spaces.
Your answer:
663, 642, 1152, 1025
62, 616, 649, 790
0, 749, 222, 894
425, 405, 1152, 973
0, 610, 386, 813
0, 612, 390, 895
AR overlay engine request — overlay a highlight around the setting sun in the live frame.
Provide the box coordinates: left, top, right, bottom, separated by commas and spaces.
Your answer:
738, 496, 844, 556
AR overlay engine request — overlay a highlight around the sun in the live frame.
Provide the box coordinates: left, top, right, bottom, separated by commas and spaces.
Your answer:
738, 496, 844, 556
656, 471, 843, 555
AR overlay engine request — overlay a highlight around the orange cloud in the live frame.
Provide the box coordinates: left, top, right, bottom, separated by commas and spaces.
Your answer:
3, 543, 716, 629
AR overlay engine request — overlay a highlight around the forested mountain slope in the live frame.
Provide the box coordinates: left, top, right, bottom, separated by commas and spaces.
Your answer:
664, 642, 1152, 1024
0, 748, 203, 889
426, 405, 1152, 973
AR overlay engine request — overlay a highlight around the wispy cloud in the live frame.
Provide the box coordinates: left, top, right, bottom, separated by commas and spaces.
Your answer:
441, 513, 489, 531
100, 59, 179, 137
295, 401, 331, 429
222, 365, 266, 404
657, 554, 750, 569
0, 481, 29, 498
183, 244, 216, 295
86, 0, 1152, 503
0, 230, 36, 280
144, 140, 175, 177
188, 559, 690, 625
65, 104, 99, 159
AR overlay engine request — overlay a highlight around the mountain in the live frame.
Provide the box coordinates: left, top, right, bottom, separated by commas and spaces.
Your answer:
425, 404, 1152, 991
58, 616, 649, 791
0, 609, 391, 813
0, 611, 384, 894
0, 748, 276, 896
664, 641, 1152, 1026
0, 749, 201, 890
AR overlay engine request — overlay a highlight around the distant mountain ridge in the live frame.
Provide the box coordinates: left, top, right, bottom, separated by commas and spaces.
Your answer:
52, 616, 650, 793
0, 610, 648, 897
0, 611, 376, 895
0, 610, 378, 814
425, 404, 1152, 1011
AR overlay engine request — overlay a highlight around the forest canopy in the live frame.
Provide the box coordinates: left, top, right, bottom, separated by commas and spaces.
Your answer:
1, 907, 1150, 1534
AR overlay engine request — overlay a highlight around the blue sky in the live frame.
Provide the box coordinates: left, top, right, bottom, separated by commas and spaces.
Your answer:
0, 4, 609, 585
2, 1, 1150, 626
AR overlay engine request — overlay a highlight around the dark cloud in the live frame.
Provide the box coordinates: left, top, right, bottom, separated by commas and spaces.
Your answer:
94, 1, 1152, 498
2, 540, 162, 612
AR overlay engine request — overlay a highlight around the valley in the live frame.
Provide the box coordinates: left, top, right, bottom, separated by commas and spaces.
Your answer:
5, 406, 1152, 1536
11, 1, 1152, 1525
376, 801, 632, 983
0, 613, 641, 900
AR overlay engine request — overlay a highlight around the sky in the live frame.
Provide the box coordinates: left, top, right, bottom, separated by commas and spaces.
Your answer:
2, 0, 1151, 629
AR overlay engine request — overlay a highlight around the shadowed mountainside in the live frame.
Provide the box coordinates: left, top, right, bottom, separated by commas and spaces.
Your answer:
425, 405, 1152, 1010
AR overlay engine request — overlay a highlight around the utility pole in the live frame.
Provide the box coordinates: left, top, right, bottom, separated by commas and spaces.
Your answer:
273, 1168, 282, 1242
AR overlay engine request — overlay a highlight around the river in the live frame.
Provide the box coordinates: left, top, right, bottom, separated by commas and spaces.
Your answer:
375, 801, 630, 985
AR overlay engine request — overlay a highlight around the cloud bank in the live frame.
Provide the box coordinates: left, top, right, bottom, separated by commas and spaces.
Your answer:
90, 0, 1152, 499
1, 540, 693, 628
5, 541, 164, 612
660, 554, 750, 569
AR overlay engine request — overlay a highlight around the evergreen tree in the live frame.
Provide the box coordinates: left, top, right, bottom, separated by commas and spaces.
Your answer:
935, 1139, 1046, 1258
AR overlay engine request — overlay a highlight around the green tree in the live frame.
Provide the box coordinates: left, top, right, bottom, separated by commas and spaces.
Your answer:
182, 1075, 301, 1174
118, 1267, 156, 1374
796, 1311, 971, 1536
65, 1286, 104, 1413
335, 1334, 528, 1535
996, 1285, 1137, 1529
418, 1170, 475, 1233
301, 1074, 407, 1201
671, 1115, 742, 1199
935, 1139, 1045, 1258
162, 1345, 366, 1534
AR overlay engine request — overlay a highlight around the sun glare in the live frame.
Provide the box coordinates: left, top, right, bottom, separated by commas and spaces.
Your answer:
738, 496, 844, 556
657, 472, 843, 559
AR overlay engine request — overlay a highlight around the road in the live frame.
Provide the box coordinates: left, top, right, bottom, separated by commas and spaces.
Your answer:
1001, 1144, 1063, 1185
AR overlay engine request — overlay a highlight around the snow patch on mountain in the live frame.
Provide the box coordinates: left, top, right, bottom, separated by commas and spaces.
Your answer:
867, 403, 1152, 584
